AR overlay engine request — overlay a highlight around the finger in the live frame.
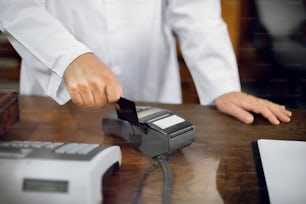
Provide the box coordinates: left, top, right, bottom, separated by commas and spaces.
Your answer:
93, 93, 108, 107
241, 99, 281, 125
267, 104, 292, 123
218, 103, 255, 124
70, 92, 84, 106
105, 84, 122, 104
260, 108, 281, 125
79, 91, 96, 107
90, 78, 120, 107
93, 87, 108, 107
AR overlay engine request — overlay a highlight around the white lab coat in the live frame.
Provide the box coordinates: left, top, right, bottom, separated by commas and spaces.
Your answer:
0, 0, 241, 105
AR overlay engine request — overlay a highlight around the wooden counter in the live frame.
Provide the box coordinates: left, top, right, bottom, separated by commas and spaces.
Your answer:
2, 96, 306, 204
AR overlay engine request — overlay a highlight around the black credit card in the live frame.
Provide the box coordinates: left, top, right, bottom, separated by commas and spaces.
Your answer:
115, 97, 139, 126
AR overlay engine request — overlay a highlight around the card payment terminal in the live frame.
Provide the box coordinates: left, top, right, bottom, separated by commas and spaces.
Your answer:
0, 140, 121, 204
103, 98, 196, 158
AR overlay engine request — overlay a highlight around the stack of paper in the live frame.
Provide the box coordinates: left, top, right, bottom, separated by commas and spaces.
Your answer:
257, 139, 306, 204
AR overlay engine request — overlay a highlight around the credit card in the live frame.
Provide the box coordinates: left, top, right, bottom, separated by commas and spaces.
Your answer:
115, 97, 139, 126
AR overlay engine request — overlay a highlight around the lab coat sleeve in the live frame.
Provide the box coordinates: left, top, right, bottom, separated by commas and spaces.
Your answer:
165, 0, 241, 105
0, 1, 92, 105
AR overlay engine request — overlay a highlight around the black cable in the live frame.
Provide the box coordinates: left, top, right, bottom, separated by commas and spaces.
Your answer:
132, 161, 159, 204
156, 155, 171, 204
131, 155, 172, 204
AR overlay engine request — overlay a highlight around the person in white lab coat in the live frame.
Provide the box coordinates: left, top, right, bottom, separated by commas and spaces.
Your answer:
0, 0, 292, 125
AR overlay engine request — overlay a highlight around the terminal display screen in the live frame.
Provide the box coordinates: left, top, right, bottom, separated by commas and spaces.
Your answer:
23, 179, 68, 193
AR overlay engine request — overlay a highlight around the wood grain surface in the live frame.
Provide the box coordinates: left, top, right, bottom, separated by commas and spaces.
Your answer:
2, 96, 306, 204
